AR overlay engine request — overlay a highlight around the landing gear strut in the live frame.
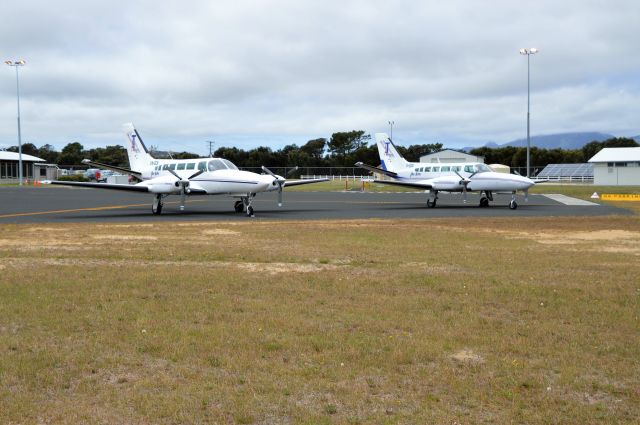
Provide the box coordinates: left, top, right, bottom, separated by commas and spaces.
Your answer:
152, 194, 164, 215
236, 193, 256, 217
479, 190, 492, 208
427, 190, 438, 208
509, 192, 518, 210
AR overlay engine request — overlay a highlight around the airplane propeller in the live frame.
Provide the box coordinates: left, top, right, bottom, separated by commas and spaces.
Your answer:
261, 166, 288, 207
167, 169, 205, 211
454, 171, 477, 204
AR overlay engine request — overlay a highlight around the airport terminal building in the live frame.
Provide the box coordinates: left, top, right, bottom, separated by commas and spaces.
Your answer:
0, 151, 45, 183
588, 147, 640, 186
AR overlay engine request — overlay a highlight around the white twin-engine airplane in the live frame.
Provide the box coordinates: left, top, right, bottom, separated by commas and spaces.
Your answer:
356, 133, 536, 209
49, 123, 328, 216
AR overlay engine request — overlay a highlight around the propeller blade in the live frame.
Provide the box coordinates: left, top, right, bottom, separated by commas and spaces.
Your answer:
285, 166, 299, 177
167, 168, 181, 180
278, 189, 283, 207
261, 165, 276, 177
462, 185, 467, 203
188, 169, 205, 180
180, 186, 186, 211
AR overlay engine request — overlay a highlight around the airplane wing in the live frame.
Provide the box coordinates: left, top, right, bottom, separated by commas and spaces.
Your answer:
81, 159, 143, 181
283, 177, 329, 187
46, 180, 208, 194
355, 162, 398, 179
373, 179, 433, 190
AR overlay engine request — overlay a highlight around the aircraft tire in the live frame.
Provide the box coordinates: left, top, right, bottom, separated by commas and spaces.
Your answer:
427, 199, 436, 208
509, 200, 518, 210
234, 200, 243, 213
247, 206, 254, 217
480, 197, 489, 207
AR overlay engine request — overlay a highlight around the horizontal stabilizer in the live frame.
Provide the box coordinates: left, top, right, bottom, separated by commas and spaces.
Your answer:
82, 159, 143, 181
355, 162, 398, 178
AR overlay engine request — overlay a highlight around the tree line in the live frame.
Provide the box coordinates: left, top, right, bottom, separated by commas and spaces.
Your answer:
3, 134, 636, 170
468, 137, 638, 167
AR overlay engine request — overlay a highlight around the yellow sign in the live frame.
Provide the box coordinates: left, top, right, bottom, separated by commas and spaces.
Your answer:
601, 194, 640, 201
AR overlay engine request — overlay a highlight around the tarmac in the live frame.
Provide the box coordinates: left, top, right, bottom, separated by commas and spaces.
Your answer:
0, 185, 629, 224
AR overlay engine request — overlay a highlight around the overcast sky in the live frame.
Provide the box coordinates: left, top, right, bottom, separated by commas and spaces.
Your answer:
1, 0, 638, 154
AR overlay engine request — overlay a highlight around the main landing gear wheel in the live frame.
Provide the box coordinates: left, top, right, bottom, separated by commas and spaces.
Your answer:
479, 197, 489, 208
152, 195, 163, 215
246, 206, 254, 217
427, 199, 437, 208
234, 200, 243, 213
509, 200, 518, 210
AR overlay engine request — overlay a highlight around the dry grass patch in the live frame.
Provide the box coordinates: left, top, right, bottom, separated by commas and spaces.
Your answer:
1, 217, 639, 424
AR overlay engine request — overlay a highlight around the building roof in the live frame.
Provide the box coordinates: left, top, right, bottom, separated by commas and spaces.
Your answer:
0, 151, 45, 162
588, 147, 640, 163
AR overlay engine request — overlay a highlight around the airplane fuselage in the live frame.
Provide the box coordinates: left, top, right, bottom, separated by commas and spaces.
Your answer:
391, 161, 534, 192
138, 157, 277, 195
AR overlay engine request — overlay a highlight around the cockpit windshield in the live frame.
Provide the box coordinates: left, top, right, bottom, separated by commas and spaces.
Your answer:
221, 159, 238, 170
464, 163, 491, 173
207, 159, 227, 171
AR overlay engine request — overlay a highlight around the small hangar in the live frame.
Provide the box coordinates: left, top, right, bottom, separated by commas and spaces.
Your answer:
420, 149, 484, 163
588, 147, 640, 186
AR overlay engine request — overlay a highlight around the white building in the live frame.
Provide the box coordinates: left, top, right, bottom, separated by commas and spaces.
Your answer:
420, 149, 484, 163
588, 147, 640, 186
0, 151, 45, 183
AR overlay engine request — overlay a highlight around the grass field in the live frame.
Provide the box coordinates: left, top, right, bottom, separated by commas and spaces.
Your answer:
1, 213, 639, 424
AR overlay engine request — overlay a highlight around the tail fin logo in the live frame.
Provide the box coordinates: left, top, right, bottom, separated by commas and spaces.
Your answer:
128, 132, 140, 153
384, 141, 394, 158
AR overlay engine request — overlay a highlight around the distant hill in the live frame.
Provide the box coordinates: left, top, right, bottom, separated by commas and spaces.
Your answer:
497, 132, 614, 150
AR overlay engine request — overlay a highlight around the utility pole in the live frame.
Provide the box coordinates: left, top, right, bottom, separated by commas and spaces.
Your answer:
388, 121, 395, 140
206, 140, 215, 157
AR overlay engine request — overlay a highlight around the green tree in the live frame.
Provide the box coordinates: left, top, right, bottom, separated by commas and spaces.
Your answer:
328, 131, 371, 165
58, 142, 85, 166
37, 144, 59, 164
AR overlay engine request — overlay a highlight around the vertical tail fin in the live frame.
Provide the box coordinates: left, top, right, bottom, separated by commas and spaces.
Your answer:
123, 123, 154, 172
375, 133, 407, 172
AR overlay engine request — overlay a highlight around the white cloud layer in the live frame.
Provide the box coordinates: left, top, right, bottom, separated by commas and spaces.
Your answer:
1, 0, 638, 153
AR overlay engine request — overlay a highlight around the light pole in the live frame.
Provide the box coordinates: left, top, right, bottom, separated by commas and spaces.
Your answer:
388, 120, 394, 140
5, 59, 26, 185
519, 48, 538, 178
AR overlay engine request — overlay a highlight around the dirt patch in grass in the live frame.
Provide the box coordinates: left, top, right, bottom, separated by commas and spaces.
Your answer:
450, 349, 484, 364
90, 235, 159, 241
2, 257, 341, 275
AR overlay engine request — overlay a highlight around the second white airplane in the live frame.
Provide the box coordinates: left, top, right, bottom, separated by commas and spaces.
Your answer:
356, 133, 536, 209
49, 123, 328, 216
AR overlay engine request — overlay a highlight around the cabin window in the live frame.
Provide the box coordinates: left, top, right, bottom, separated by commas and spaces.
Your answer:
419, 167, 424, 172
432, 167, 440, 172
452, 166, 461, 172
177, 163, 186, 170
198, 161, 207, 171
169, 164, 176, 170
414, 168, 419, 172
464, 165, 474, 173
475, 164, 490, 173
441, 166, 450, 172
424, 167, 431, 172
162, 164, 169, 170
186, 163, 195, 170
